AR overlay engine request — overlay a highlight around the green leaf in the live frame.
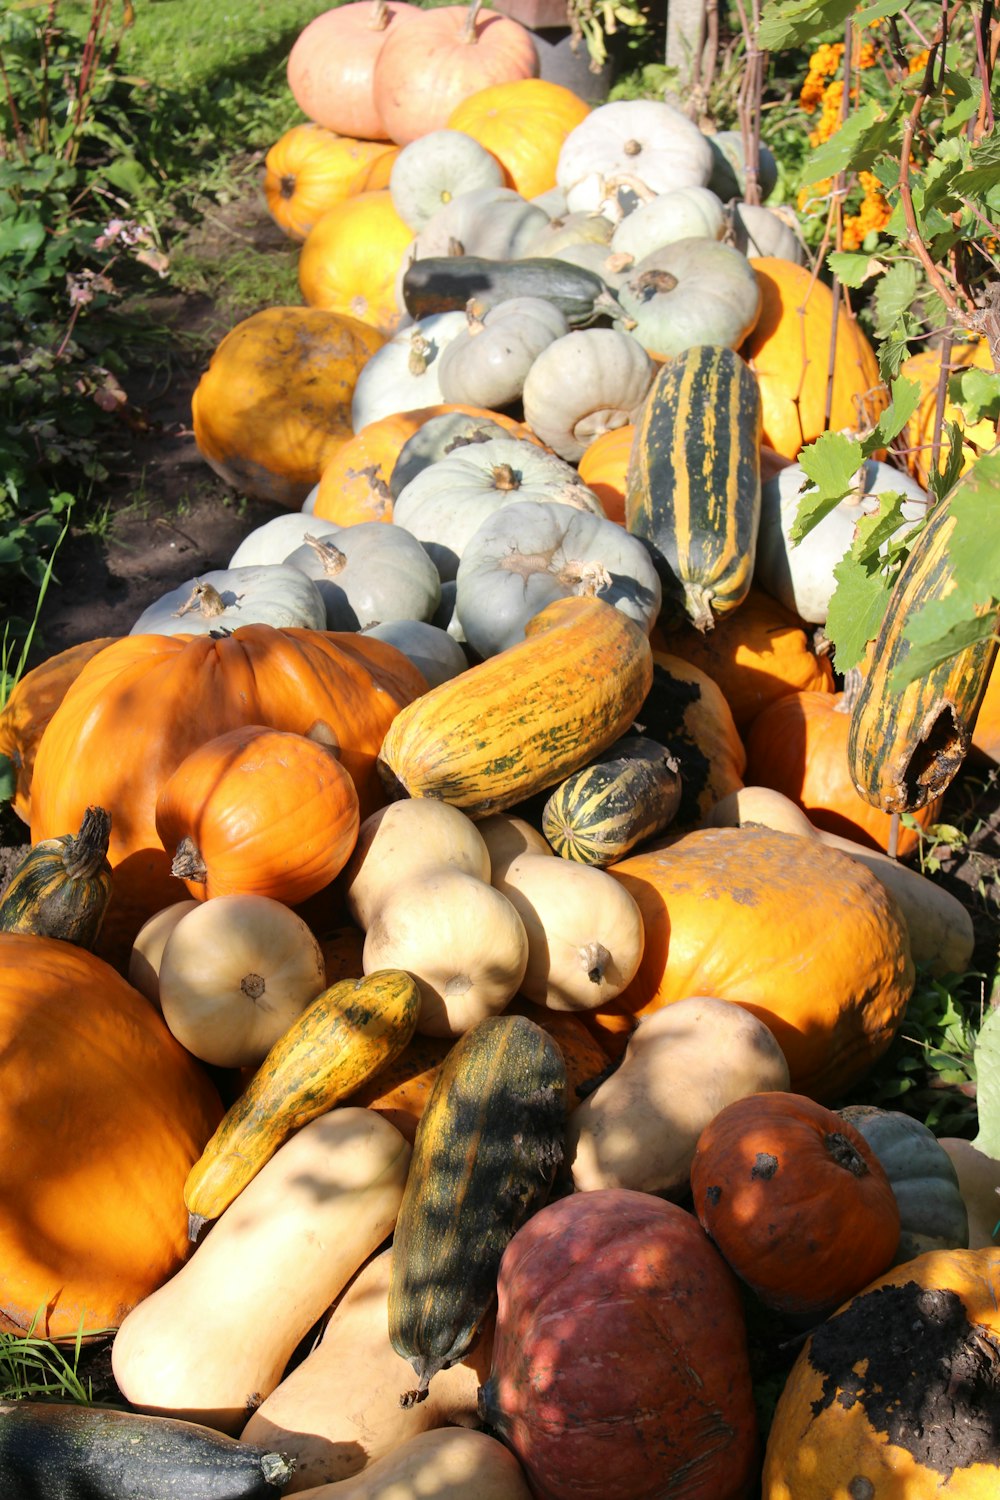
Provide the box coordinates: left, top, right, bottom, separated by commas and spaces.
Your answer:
928, 421, 966, 503
873, 262, 919, 340
972, 1006, 1000, 1159
850, 494, 916, 564
799, 100, 884, 185
0, 755, 14, 803
0, 216, 45, 258
826, 551, 896, 671
827, 251, 879, 288
790, 432, 863, 542
950, 368, 1000, 425
951, 132, 1000, 197
879, 324, 913, 383
864, 376, 922, 451
888, 611, 997, 689
756, 0, 857, 51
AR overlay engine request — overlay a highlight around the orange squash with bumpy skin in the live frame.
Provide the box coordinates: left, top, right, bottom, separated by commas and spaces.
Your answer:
192, 306, 384, 506
0, 934, 222, 1341
590, 824, 914, 1100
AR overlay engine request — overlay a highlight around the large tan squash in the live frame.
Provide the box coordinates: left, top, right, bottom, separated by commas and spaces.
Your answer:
292, 1426, 533, 1499
111, 1109, 410, 1435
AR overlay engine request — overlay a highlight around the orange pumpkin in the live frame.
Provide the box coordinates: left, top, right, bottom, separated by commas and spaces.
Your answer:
372, 4, 539, 147
353, 142, 402, 191
29, 626, 427, 967
576, 423, 634, 526
263, 124, 397, 242
0, 933, 222, 1340
900, 335, 997, 486
154, 725, 361, 906
972, 650, 1000, 764
691, 1090, 901, 1321
589, 825, 914, 1101
653, 584, 835, 732
298, 189, 414, 335
744, 687, 943, 857
762, 1247, 1000, 1498
0, 638, 117, 824
286, 0, 421, 140
741, 257, 887, 460
191, 307, 384, 506
446, 77, 590, 200
312, 403, 544, 525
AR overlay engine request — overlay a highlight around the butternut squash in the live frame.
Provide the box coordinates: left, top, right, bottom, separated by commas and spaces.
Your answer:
241, 1248, 491, 1492
345, 800, 490, 931
111, 1110, 410, 1436
290, 1427, 533, 1500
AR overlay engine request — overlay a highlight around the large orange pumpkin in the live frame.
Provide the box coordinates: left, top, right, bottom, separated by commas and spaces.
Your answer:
762, 1247, 1000, 1498
372, 4, 539, 147
298, 189, 414, 335
263, 124, 397, 242
446, 77, 590, 200
0, 638, 117, 825
286, 0, 421, 140
29, 626, 427, 966
900, 335, 997, 486
742, 258, 887, 460
0, 933, 222, 1340
744, 687, 944, 858
191, 307, 384, 506
589, 825, 914, 1101
972, 650, 1000, 764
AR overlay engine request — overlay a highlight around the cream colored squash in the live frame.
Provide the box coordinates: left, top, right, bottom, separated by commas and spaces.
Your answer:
492, 852, 644, 1011
556, 99, 714, 200
345, 799, 491, 931
363, 867, 528, 1036
566, 995, 790, 1195
242, 1247, 490, 1492
111, 1109, 411, 1436
156, 894, 326, 1067
707, 786, 976, 976
520, 327, 655, 463
291, 1426, 533, 1500
476, 814, 553, 882
938, 1139, 1000, 1249
128, 899, 200, 1006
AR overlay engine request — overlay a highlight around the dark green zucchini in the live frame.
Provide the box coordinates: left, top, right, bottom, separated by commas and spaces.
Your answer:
0, 805, 111, 948
0, 1400, 293, 1499
541, 734, 682, 866
848, 460, 1000, 813
401, 255, 623, 327
388, 1012, 566, 1405
625, 343, 762, 632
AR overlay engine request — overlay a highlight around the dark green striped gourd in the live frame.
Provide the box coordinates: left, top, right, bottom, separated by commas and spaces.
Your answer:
541, 735, 682, 866
388, 1012, 566, 1404
848, 457, 1000, 813
0, 805, 111, 949
625, 343, 762, 632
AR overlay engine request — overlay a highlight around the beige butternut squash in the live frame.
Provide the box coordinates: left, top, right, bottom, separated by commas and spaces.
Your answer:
345, 800, 490, 931
111, 1109, 410, 1435
566, 995, 790, 1195
242, 1248, 491, 1492
476, 814, 552, 882
938, 1138, 1000, 1249
291, 1427, 533, 1499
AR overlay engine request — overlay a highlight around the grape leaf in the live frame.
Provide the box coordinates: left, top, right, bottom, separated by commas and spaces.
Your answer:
826, 551, 895, 670
790, 433, 863, 542
873, 263, 920, 339
799, 101, 887, 184
950, 368, 1000, 424
757, 0, 857, 51
864, 376, 921, 451
827, 251, 879, 288
851, 494, 919, 563
889, 612, 999, 690
972, 1005, 1000, 1159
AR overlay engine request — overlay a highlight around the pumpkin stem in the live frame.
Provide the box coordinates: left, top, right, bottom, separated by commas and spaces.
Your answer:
461, 0, 484, 44
683, 582, 717, 634
173, 581, 228, 619
574, 407, 630, 443
604, 250, 634, 275
304, 533, 349, 575
559, 558, 613, 597
623, 138, 642, 157
630, 268, 680, 301
279, 173, 296, 200
369, 0, 391, 30
491, 463, 521, 492
823, 1130, 870, 1177
408, 332, 433, 376
262, 1455, 295, 1487
62, 805, 112, 879
171, 836, 208, 884
580, 940, 612, 984
241, 973, 267, 1002
187, 1211, 208, 1244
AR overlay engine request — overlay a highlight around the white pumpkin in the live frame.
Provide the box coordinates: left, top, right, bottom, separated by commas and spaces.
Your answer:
389, 129, 506, 231
283, 519, 441, 630
610, 184, 726, 263
228, 513, 340, 569
350, 311, 468, 430
557, 99, 714, 200
362, 619, 469, 688
129, 564, 327, 636
521, 327, 656, 462
437, 296, 569, 410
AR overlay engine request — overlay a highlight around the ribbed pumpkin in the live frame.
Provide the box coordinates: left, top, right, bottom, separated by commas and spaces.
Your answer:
762, 1248, 1000, 1499
691, 1090, 901, 1321
653, 584, 835, 732
742, 257, 887, 460
901, 336, 997, 486
589, 825, 914, 1101
372, 4, 540, 148
299, 189, 414, 335
0, 934, 222, 1340
0, 805, 112, 949
29, 626, 427, 966
154, 725, 361, 906
191, 307, 384, 506
286, 0, 420, 140
263, 124, 396, 241
0, 637, 117, 824
745, 687, 943, 858
446, 77, 590, 199
576, 423, 634, 527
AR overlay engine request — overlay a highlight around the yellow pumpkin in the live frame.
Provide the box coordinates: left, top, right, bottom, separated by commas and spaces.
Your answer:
900, 336, 997, 486
446, 78, 590, 200
299, 189, 414, 336
263, 124, 397, 242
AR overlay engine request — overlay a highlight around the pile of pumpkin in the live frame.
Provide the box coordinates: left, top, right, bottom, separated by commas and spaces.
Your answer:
2, 2, 1000, 1496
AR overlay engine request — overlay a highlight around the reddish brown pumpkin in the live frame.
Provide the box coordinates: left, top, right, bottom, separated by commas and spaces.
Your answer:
691, 1090, 901, 1321
478, 1187, 759, 1500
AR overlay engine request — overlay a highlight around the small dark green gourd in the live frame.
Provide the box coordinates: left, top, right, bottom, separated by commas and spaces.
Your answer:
388, 1012, 566, 1407
541, 734, 682, 866
0, 805, 112, 950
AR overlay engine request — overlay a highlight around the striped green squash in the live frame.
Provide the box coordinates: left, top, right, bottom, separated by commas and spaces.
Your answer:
848, 461, 1000, 814
184, 969, 421, 1235
388, 1012, 566, 1404
625, 344, 762, 632
0, 805, 111, 949
541, 735, 682, 866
